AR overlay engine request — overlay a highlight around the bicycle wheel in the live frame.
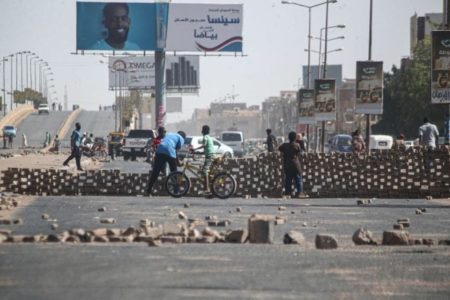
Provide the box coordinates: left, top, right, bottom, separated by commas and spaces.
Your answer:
211, 172, 236, 199
165, 171, 191, 198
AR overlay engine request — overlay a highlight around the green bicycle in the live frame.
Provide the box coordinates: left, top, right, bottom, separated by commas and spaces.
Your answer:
165, 154, 237, 199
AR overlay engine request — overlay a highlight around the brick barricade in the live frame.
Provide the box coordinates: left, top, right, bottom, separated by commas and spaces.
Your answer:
1, 147, 449, 198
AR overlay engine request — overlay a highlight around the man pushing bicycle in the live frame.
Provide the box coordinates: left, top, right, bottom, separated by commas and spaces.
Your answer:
146, 127, 186, 195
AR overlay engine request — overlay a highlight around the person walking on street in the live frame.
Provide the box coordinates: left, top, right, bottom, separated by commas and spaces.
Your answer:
351, 129, 366, 154
52, 134, 61, 153
191, 125, 215, 196
279, 131, 306, 198
7, 134, 13, 149
63, 122, 83, 171
266, 129, 278, 153
44, 131, 51, 147
22, 133, 28, 148
146, 127, 185, 195
419, 117, 440, 150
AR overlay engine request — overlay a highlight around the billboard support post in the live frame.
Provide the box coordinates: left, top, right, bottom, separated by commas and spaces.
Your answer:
155, 51, 166, 128
365, 0, 373, 155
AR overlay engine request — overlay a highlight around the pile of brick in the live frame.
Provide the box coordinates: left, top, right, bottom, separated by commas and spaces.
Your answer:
0, 192, 19, 211
1, 147, 449, 198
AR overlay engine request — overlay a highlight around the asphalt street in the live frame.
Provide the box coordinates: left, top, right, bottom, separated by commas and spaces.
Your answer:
0, 194, 449, 299
15, 111, 70, 148
61, 111, 115, 146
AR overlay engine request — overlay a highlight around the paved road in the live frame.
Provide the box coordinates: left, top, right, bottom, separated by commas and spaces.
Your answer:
14, 111, 70, 148
0, 193, 449, 299
62, 111, 115, 146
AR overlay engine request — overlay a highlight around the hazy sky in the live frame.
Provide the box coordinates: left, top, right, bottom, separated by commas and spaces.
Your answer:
0, 0, 442, 122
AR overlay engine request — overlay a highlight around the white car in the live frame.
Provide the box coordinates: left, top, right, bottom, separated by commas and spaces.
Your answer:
38, 103, 50, 114
220, 131, 245, 157
179, 136, 234, 158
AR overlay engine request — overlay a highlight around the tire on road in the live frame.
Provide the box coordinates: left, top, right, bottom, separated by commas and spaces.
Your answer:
165, 171, 191, 198
211, 172, 236, 199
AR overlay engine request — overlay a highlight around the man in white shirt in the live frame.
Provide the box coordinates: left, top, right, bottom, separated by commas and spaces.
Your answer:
419, 117, 440, 149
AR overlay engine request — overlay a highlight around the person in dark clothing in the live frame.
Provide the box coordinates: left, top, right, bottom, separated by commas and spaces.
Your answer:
266, 128, 278, 152
296, 133, 306, 153
63, 122, 83, 171
279, 131, 306, 198
146, 128, 186, 195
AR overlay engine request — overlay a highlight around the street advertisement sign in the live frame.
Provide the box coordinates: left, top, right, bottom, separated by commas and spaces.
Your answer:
77, 2, 244, 53
314, 79, 336, 121
165, 4, 243, 52
108, 56, 199, 91
77, 2, 157, 51
297, 89, 315, 124
431, 31, 450, 104
355, 61, 383, 114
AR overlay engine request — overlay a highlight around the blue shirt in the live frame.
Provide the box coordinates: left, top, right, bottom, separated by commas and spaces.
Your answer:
71, 129, 82, 148
156, 133, 184, 158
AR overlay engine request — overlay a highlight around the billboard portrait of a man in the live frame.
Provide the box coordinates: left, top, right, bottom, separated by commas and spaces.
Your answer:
77, 2, 157, 51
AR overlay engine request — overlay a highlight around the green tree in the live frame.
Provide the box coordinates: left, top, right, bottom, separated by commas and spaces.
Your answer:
373, 38, 447, 138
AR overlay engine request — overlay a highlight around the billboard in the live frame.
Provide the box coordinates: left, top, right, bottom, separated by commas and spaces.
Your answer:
77, 2, 157, 51
108, 57, 155, 89
165, 4, 243, 52
297, 89, 315, 124
108, 56, 199, 90
431, 31, 450, 103
77, 2, 244, 53
355, 61, 383, 114
314, 79, 336, 121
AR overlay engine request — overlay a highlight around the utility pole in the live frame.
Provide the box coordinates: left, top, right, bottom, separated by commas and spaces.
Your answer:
320, 0, 330, 153
365, 0, 373, 154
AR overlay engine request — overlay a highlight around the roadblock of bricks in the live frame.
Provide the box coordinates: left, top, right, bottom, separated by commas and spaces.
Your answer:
1, 147, 449, 198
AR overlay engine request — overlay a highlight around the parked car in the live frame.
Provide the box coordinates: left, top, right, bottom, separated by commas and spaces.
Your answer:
220, 131, 245, 157
179, 136, 234, 159
369, 135, 393, 150
2, 125, 16, 137
38, 103, 49, 114
326, 134, 352, 153
122, 129, 156, 161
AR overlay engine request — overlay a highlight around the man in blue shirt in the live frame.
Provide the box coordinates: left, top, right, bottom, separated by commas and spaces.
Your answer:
146, 127, 185, 195
63, 122, 83, 171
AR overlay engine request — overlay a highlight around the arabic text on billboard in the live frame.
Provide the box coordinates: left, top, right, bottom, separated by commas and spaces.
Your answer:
355, 61, 383, 114
297, 89, 315, 124
314, 79, 336, 121
166, 4, 243, 52
431, 31, 450, 104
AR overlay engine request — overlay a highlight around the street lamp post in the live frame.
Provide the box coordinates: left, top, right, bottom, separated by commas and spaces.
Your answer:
281, 0, 337, 153
281, 0, 337, 89
2, 57, 7, 114
317, 26, 345, 74
9, 54, 13, 110
365, 0, 373, 154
